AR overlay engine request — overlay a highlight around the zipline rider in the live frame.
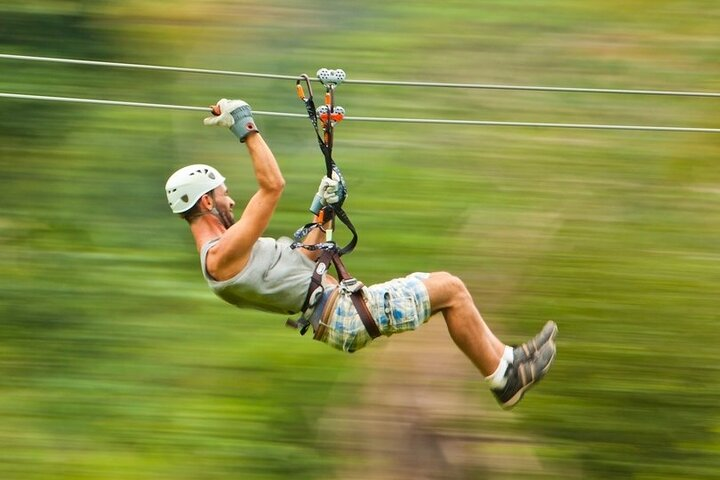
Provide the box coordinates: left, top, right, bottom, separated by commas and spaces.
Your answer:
164, 98, 557, 410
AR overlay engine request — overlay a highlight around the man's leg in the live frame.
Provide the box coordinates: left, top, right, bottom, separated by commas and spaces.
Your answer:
421, 271, 557, 409
421, 271, 506, 376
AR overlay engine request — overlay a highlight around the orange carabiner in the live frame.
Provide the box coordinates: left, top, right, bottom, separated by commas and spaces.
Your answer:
296, 74, 313, 102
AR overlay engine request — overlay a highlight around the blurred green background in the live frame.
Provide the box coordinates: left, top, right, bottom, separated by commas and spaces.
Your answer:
1, 1, 719, 478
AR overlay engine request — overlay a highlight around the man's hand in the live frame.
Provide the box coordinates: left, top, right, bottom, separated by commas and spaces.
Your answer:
204, 98, 260, 143
310, 170, 347, 215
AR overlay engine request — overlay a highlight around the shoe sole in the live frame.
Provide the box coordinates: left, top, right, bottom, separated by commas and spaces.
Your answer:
502, 342, 557, 410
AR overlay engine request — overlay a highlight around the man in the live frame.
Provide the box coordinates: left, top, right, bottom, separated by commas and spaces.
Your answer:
165, 99, 557, 409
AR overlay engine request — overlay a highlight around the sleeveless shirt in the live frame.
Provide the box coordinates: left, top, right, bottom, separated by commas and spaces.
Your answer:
200, 236, 317, 315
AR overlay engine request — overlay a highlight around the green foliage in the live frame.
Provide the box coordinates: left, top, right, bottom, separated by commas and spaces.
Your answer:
1, 0, 719, 478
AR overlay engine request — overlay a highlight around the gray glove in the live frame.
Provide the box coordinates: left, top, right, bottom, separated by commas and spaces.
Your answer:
204, 98, 260, 142
310, 170, 347, 215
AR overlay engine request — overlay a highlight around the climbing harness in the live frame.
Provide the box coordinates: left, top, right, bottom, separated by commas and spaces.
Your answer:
287, 69, 381, 340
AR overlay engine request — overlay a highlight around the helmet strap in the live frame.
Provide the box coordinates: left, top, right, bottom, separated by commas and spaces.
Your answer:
185, 192, 220, 223
199, 191, 235, 229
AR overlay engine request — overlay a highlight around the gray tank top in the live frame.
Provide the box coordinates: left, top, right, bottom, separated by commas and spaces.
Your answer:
200, 236, 317, 315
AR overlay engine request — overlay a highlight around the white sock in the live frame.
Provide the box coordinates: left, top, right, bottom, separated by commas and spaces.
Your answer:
485, 346, 514, 390
503, 345, 514, 364
486, 361, 508, 389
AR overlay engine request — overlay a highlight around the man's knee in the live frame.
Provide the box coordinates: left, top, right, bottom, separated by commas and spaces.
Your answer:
428, 271, 472, 304
433, 271, 466, 288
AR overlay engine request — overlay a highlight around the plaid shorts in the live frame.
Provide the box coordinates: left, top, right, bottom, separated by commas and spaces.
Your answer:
316, 273, 432, 353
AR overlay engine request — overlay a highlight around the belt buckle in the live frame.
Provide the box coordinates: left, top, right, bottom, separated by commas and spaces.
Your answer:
340, 278, 363, 294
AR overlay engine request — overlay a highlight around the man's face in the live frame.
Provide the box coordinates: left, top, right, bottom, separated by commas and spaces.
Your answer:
211, 184, 235, 228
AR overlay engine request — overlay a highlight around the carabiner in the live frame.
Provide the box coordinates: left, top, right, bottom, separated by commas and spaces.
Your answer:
296, 74, 314, 103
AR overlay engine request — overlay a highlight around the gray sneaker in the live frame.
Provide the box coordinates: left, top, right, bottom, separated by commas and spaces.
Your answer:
492, 340, 556, 410
513, 321, 558, 364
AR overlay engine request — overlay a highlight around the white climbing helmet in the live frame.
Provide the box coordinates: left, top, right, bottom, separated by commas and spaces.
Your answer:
165, 164, 226, 213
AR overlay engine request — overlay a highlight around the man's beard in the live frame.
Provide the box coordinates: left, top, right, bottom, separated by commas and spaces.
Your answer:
217, 208, 235, 229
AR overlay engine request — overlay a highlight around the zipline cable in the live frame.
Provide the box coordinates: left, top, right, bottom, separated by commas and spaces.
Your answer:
0, 92, 307, 117
0, 54, 298, 81
1, 92, 717, 133
2, 53, 719, 98
0, 93, 209, 112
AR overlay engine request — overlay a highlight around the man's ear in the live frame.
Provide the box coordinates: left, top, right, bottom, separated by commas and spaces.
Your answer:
199, 193, 214, 211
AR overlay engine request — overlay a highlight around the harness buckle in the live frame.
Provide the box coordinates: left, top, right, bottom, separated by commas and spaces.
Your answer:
287, 284, 325, 336
340, 278, 364, 294
286, 316, 311, 336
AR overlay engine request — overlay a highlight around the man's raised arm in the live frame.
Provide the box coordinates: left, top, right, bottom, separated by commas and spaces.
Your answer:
203, 99, 285, 279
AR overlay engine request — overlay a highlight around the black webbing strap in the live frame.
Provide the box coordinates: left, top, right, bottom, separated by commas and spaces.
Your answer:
296, 75, 358, 257
292, 73, 378, 339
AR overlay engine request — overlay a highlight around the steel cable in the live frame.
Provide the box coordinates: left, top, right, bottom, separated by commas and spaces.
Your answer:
1, 92, 717, 133
1, 53, 719, 98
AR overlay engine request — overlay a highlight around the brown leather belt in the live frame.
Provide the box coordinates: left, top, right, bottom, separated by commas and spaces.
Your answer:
312, 286, 381, 341
350, 287, 381, 339
297, 247, 382, 341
